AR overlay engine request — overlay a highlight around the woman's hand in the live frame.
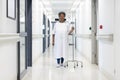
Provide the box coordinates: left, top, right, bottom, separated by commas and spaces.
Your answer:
68, 27, 74, 35
52, 41, 54, 46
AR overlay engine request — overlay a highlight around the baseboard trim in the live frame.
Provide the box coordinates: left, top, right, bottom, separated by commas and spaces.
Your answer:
76, 48, 115, 80
100, 67, 115, 80
76, 48, 92, 63
32, 53, 43, 64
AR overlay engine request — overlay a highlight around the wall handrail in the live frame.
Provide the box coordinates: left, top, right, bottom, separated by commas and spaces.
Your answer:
32, 34, 44, 39
0, 33, 20, 42
96, 34, 113, 41
74, 34, 92, 39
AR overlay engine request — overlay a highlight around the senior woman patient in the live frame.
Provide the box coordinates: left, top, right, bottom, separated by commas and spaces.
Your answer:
52, 12, 74, 68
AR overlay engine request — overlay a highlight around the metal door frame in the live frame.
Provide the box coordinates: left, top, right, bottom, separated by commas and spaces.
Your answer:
26, 0, 32, 67
48, 19, 50, 47
17, 0, 32, 80
91, 0, 99, 65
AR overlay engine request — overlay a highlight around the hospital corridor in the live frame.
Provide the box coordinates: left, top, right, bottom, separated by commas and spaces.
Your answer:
0, 0, 120, 80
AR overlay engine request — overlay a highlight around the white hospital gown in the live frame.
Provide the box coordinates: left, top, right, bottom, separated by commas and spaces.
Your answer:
53, 21, 71, 59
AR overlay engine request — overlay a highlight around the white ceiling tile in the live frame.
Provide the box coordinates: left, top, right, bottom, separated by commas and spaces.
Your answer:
40, 0, 80, 19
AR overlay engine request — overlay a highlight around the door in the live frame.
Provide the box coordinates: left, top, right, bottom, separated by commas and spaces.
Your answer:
43, 14, 46, 53
17, 0, 27, 79
98, 0, 115, 78
20, 0, 26, 72
91, 0, 98, 64
48, 19, 50, 47
115, 0, 120, 79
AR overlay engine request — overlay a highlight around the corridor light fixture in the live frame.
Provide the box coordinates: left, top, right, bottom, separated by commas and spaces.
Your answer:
46, 7, 53, 12
40, 0, 53, 17
71, 0, 82, 11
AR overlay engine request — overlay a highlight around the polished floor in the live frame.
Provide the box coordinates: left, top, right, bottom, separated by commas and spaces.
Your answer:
22, 47, 109, 80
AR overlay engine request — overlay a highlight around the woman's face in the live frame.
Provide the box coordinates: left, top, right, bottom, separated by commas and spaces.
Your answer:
59, 14, 65, 22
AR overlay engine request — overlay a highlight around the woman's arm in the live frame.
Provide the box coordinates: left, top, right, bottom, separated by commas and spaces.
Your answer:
68, 27, 74, 35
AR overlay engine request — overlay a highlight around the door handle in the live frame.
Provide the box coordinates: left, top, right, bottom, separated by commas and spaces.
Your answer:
19, 32, 27, 37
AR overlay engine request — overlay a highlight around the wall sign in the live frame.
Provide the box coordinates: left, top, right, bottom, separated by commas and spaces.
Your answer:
6, 0, 16, 20
100, 25, 103, 29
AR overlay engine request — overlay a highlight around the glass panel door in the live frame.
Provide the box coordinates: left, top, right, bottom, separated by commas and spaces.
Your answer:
19, 0, 26, 73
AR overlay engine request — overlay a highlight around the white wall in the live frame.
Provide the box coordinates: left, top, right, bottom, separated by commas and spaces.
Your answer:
32, 0, 44, 63
0, 42, 17, 80
76, 0, 118, 79
115, 0, 120, 80
76, 0, 92, 62
98, 0, 115, 79
0, 0, 2, 25
0, 0, 17, 33
0, 0, 18, 80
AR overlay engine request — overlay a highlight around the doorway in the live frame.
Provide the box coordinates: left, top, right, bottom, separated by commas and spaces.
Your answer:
91, 0, 99, 65
17, 0, 32, 80
17, 0, 27, 79
43, 14, 46, 53
48, 19, 50, 47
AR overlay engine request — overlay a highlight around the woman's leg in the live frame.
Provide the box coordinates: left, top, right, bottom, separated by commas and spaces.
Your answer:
57, 58, 60, 64
61, 57, 64, 64
56, 58, 61, 68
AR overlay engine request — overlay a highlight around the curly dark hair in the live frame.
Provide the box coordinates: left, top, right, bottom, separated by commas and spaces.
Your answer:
58, 12, 66, 17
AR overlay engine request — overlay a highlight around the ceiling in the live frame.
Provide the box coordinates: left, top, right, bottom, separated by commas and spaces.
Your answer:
41, 0, 82, 20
